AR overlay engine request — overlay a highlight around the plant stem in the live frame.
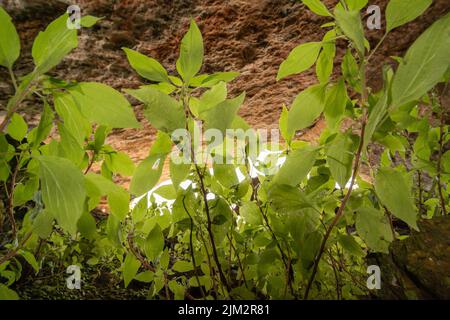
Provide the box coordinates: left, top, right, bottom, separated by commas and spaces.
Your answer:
180, 85, 230, 293
8, 67, 17, 91
182, 196, 207, 299
436, 104, 447, 215
0, 231, 32, 266
304, 55, 368, 300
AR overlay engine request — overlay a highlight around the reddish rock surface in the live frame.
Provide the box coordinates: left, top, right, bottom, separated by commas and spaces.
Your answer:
1, 0, 449, 185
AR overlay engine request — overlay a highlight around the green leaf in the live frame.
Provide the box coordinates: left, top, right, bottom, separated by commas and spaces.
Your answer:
287, 84, 326, 133
0, 284, 19, 300
123, 254, 141, 288
301, 0, 331, 17
356, 207, 393, 253
274, 147, 318, 186
200, 92, 245, 134
123, 47, 169, 83
54, 93, 90, 145
108, 189, 130, 221
125, 86, 184, 133
6, 113, 27, 141
334, 7, 365, 54
130, 154, 166, 196
38, 156, 86, 235
105, 151, 135, 176
279, 104, 292, 143
374, 167, 418, 230
30, 101, 54, 147
32, 13, 77, 74
341, 49, 360, 91
324, 79, 349, 130
364, 90, 389, 149
386, 0, 432, 33
33, 210, 54, 239
19, 250, 39, 273
13, 176, 39, 206
194, 71, 239, 87
172, 260, 193, 273
391, 13, 450, 109
0, 7, 20, 68
80, 15, 103, 28
170, 158, 190, 189
240, 201, 262, 226
213, 163, 239, 188
346, 0, 368, 11
277, 42, 322, 80
70, 82, 140, 128
338, 234, 365, 257
316, 30, 336, 84
145, 224, 164, 261
326, 133, 354, 188
268, 184, 313, 215
176, 20, 204, 83
77, 211, 97, 240
57, 122, 84, 166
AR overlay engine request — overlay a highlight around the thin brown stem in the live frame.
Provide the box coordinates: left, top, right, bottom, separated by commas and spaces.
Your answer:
0, 231, 32, 266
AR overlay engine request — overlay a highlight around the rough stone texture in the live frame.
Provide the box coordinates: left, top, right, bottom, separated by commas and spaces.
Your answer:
0, 0, 449, 186
368, 216, 450, 300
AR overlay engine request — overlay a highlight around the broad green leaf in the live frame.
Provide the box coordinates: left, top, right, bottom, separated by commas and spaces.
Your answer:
374, 167, 418, 230
442, 151, 450, 173
356, 207, 393, 253
123, 47, 169, 83
326, 133, 355, 188
38, 156, 86, 235
274, 147, 318, 186
6, 113, 27, 141
334, 7, 365, 54
169, 159, 190, 190
172, 260, 193, 273
130, 154, 166, 196
391, 13, 450, 109
108, 189, 130, 221
70, 82, 140, 128
324, 79, 349, 130
195, 81, 227, 115
19, 250, 39, 273
240, 201, 262, 225
13, 176, 39, 206
123, 254, 141, 288
277, 42, 322, 80
32, 13, 77, 74
287, 84, 326, 133
301, 0, 331, 17
176, 20, 204, 83
0, 284, 19, 300
337, 234, 365, 257
194, 71, 239, 87
346, 0, 368, 11
30, 101, 54, 147
279, 104, 292, 143
57, 123, 84, 166
316, 30, 336, 83
54, 93, 90, 145
105, 151, 135, 176
213, 163, 239, 188
77, 211, 97, 240
0, 7, 20, 68
200, 92, 245, 134
268, 184, 313, 215
80, 15, 102, 28
341, 49, 360, 92
125, 86, 184, 133
145, 224, 164, 261
386, 0, 432, 32
364, 89, 389, 149
33, 210, 54, 239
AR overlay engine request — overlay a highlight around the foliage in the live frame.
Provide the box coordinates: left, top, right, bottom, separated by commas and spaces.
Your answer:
0, 1, 449, 300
